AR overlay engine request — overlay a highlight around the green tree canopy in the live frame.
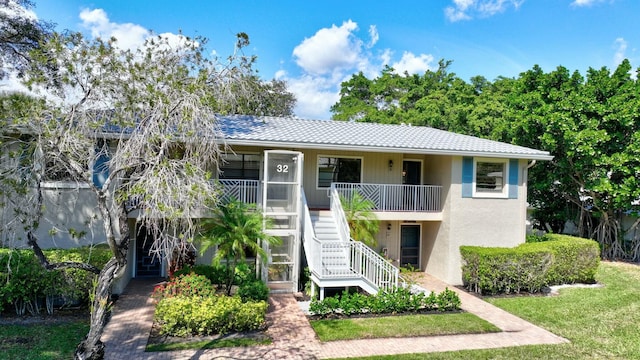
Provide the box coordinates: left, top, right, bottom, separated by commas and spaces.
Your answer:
331, 58, 640, 261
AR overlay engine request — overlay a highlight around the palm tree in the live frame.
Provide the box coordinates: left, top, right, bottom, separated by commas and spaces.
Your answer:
198, 199, 280, 295
341, 192, 380, 247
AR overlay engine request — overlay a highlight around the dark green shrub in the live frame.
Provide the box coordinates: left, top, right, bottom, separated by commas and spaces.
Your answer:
461, 235, 600, 295
175, 262, 257, 289
154, 295, 267, 336
308, 287, 461, 318
237, 279, 269, 302
535, 234, 600, 285
461, 246, 552, 295
337, 290, 369, 316
436, 288, 461, 311
0, 246, 111, 315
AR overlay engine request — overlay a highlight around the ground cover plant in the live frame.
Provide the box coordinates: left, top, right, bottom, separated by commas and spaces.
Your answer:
327, 261, 640, 360
309, 287, 461, 318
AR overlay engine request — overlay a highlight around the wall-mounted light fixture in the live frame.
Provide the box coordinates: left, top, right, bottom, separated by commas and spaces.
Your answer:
387, 223, 392, 231
388, 159, 393, 171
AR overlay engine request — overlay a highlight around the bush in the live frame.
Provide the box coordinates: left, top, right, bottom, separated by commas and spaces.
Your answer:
0, 246, 111, 315
308, 287, 461, 318
174, 262, 257, 289
237, 279, 269, 302
460, 246, 552, 295
152, 273, 215, 301
461, 235, 600, 295
154, 295, 268, 336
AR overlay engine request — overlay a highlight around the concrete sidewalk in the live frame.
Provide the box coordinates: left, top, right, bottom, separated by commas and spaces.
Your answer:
101, 275, 568, 359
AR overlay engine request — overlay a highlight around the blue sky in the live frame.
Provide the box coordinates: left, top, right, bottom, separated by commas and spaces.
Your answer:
8, 0, 639, 119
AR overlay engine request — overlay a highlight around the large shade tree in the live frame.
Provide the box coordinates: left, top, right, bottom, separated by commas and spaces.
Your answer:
331, 59, 640, 261
0, 27, 294, 359
0, 0, 53, 80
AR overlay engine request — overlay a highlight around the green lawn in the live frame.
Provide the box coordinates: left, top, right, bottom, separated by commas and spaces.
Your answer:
329, 261, 640, 360
0, 320, 89, 360
311, 313, 499, 341
4, 262, 640, 359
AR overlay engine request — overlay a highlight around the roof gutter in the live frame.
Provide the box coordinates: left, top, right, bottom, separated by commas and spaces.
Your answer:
223, 139, 555, 161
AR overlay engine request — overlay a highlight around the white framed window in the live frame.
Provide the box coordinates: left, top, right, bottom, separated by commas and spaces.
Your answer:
316, 155, 362, 188
473, 158, 508, 198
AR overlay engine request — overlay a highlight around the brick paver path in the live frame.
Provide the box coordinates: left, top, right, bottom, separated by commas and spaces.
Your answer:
102, 275, 568, 359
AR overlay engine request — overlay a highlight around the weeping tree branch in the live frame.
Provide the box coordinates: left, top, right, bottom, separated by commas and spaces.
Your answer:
26, 231, 101, 274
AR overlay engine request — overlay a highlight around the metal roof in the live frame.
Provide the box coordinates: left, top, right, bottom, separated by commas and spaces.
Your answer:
217, 115, 553, 160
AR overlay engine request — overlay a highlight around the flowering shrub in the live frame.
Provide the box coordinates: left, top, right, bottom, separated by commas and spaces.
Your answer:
151, 273, 215, 301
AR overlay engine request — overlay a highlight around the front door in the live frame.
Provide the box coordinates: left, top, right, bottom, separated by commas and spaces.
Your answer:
135, 226, 162, 277
400, 224, 421, 269
402, 160, 422, 210
403, 160, 421, 185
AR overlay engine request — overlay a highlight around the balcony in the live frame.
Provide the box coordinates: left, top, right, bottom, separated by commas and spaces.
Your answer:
331, 182, 443, 221
218, 179, 260, 204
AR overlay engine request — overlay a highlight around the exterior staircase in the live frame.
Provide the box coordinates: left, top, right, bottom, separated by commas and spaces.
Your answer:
302, 187, 401, 299
310, 210, 352, 277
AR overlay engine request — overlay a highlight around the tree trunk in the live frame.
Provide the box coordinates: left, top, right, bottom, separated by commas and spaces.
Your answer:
74, 256, 124, 360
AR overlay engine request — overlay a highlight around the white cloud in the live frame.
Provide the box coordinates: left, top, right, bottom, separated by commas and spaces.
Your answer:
284, 21, 436, 119
571, 0, 608, 6
79, 8, 197, 56
286, 74, 341, 119
368, 25, 379, 48
613, 37, 627, 65
445, 0, 523, 22
79, 8, 149, 51
392, 52, 435, 75
292, 20, 362, 75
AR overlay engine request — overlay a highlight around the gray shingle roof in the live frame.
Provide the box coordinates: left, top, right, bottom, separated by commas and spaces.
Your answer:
217, 115, 553, 160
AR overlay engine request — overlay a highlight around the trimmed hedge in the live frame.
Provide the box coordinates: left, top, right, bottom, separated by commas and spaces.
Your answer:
461, 234, 600, 295
0, 245, 112, 315
154, 295, 268, 336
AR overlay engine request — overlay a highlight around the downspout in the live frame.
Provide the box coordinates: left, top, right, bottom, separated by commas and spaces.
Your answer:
522, 160, 537, 239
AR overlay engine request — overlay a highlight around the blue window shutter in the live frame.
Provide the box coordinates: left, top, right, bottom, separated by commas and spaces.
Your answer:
462, 157, 473, 198
93, 147, 110, 188
508, 159, 518, 199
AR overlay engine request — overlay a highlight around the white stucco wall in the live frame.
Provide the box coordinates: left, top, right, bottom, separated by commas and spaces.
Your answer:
441, 157, 528, 284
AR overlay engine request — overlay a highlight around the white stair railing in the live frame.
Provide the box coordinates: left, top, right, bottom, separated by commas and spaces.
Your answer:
329, 185, 399, 291
301, 190, 322, 277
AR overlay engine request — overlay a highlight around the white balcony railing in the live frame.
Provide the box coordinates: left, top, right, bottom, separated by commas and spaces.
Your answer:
332, 182, 442, 212
218, 179, 260, 204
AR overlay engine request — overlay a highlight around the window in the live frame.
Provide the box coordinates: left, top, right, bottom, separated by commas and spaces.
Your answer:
475, 160, 505, 194
462, 157, 518, 199
317, 156, 362, 188
219, 153, 260, 180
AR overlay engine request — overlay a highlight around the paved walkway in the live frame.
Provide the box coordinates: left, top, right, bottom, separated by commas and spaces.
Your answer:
101, 275, 568, 359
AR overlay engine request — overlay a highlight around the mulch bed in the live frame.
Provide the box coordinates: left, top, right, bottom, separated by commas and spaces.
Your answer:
146, 321, 270, 347
0, 307, 89, 325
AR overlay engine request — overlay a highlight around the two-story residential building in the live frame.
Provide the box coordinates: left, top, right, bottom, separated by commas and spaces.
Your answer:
11, 115, 552, 296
